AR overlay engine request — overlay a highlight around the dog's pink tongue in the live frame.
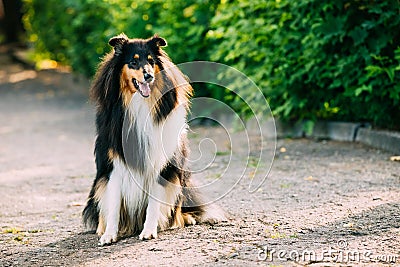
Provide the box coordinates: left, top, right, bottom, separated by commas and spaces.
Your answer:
139, 83, 151, 97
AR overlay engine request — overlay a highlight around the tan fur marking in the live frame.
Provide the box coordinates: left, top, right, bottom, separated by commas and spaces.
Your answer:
94, 176, 108, 202
96, 214, 105, 236
162, 177, 186, 229
171, 204, 185, 228
134, 54, 139, 59
147, 54, 153, 60
120, 64, 143, 107
154, 64, 160, 74
107, 148, 115, 162
182, 213, 196, 226
94, 177, 107, 235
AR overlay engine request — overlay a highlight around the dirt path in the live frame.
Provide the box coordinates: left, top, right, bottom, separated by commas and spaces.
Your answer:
0, 52, 399, 266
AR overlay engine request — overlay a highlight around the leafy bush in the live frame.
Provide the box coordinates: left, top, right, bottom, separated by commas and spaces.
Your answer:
23, 0, 400, 129
209, 0, 400, 129
23, 0, 162, 77
22, 0, 217, 75
151, 0, 221, 99
153, 0, 219, 63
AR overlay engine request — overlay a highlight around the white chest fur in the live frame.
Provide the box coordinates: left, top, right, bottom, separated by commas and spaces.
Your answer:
98, 93, 188, 244
125, 93, 188, 176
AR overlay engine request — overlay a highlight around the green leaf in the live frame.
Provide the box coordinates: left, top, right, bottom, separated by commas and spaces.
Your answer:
303, 120, 315, 136
349, 27, 368, 46
384, 67, 395, 82
355, 85, 372, 97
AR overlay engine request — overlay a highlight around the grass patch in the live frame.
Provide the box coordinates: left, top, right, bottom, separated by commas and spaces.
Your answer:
206, 173, 222, 180
279, 183, 292, 189
216, 151, 230, 156
247, 155, 267, 169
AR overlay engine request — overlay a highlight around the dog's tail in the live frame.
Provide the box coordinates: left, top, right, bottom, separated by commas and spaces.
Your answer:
181, 183, 227, 225
82, 196, 99, 231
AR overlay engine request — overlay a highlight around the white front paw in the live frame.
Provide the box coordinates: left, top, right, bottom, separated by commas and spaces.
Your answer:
98, 232, 118, 246
139, 227, 157, 240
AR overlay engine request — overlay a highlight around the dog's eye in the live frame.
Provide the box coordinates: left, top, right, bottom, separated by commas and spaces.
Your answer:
148, 58, 154, 65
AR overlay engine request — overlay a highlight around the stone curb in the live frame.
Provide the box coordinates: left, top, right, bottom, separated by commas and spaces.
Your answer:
206, 115, 400, 154
272, 120, 400, 154
356, 128, 400, 154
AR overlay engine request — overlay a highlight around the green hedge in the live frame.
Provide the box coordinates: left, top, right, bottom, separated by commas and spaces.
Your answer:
23, 0, 161, 77
22, 0, 217, 76
209, 0, 400, 129
23, 0, 400, 129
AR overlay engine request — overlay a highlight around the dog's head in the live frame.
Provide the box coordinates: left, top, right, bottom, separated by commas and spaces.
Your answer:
109, 33, 167, 98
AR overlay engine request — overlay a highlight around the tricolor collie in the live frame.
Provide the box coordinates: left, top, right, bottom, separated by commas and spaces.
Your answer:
83, 34, 223, 245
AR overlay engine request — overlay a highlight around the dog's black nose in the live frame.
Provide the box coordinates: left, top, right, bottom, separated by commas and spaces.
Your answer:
144, 73, 153, 81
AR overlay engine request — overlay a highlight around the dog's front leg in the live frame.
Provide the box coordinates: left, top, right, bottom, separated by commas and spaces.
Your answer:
98, 173, 121, 246
139, 183, 163, 240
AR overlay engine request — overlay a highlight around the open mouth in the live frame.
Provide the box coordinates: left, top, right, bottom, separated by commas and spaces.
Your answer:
132, 78, 151, 98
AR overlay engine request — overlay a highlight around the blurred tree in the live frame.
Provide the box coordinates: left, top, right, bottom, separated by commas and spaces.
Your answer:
0, 0, 24, 43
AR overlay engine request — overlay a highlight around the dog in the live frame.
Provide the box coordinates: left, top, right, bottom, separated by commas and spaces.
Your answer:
82, 34, 224, 245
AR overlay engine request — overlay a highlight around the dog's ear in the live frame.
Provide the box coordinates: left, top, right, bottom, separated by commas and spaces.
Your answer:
109, 33, 128, 55
148, 35, 167, 50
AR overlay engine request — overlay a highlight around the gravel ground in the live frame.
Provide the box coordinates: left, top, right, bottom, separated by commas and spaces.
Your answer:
0, 51, 399, 266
